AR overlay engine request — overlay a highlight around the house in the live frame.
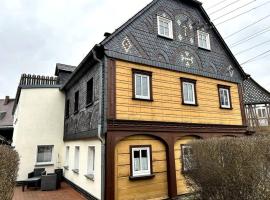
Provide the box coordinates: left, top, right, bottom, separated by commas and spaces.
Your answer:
0, 96, 15, 144
243, 76, 270, 129
12, 0, 252, 199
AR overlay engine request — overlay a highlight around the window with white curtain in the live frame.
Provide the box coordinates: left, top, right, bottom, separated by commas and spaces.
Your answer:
183, 82, 195, 104
197, 30, 211, 50
36, 145, 53, 164
87, 146, 95, 175
157, 16, 173, 39
181, 144, 193, 172
65, 146, 70, 168
73, 146, 80, 173
131, 146, 151, 177
219, 87, 231, 108
135, 73, 150, 100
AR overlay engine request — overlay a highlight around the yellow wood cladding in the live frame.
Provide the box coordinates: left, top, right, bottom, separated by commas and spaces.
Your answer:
174, 136, 199, 195
115, 135, 168, 200
115, 60, 243, 125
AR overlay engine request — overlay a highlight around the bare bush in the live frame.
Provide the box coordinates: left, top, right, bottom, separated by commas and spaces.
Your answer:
0, 145, 19, 200
185, 136, 270, 200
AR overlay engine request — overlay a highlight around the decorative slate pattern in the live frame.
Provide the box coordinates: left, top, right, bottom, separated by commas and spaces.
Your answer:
243, 78, 270, 104
64, 63, 100, 137
103, 0, 243, 83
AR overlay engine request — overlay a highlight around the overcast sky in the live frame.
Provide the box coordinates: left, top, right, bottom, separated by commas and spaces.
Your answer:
0, 0, 269, 98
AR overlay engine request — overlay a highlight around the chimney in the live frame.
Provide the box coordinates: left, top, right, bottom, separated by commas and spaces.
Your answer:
4, 96, 9, 105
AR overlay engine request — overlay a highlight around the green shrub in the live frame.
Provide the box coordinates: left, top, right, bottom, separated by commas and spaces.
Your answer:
185, 136, 270, 200
0, 145, 19, 200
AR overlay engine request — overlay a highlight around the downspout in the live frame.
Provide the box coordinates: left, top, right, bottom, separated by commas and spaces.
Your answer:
92, 48, 105, 200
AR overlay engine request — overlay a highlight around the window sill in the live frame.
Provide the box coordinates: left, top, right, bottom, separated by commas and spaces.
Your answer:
182, 102, 198, 107
35, 162, 54, 167
84, 174, 95, 181
86, 102, 94, 108
157, 34, 173, 40
72, 169, 79, 174
220, 106, 233, 110
63, 166, 69, 170
129, 174, 155, 180
198, 46, 211, 51
132, 97, 153, 102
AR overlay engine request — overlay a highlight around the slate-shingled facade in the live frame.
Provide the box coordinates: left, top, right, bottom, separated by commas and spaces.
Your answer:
12, 0, 257, 199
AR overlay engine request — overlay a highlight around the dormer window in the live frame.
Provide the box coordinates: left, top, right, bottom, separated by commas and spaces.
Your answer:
157, 16, 173, 39
197, 30, 211, 50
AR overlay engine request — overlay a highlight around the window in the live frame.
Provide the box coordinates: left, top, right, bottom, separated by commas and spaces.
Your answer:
157, 16, 173, 39
64, 146, 70, 169
65, 99, 70, 118
86, 78, 94, 106
86, 146, 95, 180
181, 78, 197, 105
73, 146, 80, 173
132, 69, 153, 101
36, 145, 53, 164
74, 91, 79, 113
197, 30, 211, 50
130, 146, 152, 177
181, 144, 194, 172
218, 85, 232, 109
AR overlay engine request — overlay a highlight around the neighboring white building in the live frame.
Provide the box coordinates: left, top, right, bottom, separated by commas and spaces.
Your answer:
13, 82, 65, 181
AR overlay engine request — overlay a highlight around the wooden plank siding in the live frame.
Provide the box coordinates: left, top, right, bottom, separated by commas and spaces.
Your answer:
115, 135, 168, 200
115, 60, 243, 125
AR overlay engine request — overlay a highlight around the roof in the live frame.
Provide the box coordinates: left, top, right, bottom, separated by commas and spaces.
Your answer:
63, 0, 247, 88
243, 77, 270, 105
0, 97, 15, 128
55, 63, 76, 76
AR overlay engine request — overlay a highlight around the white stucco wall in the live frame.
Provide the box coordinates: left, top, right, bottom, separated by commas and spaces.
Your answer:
62, 139, 102, 199
13, 88, 65, 181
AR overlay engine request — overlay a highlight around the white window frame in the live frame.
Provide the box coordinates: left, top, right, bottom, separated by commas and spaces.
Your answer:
36, 145, 54, 165
219, 88, 231, 109
197, 30, 211, 50
183, 82, 196, 105
73, 146, 80, 173
157, 16, 173, 39
131, 147, 151, 177
64, 146, 70, 169
181, 144, 193, 172
134, 73, 150, 100
86, 146, 95, 176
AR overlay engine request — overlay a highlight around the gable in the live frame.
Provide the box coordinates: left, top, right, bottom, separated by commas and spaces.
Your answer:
102, 0, 245, 83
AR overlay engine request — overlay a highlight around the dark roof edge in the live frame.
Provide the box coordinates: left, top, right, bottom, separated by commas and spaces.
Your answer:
61, 44, 104, 90
198, 5, 247, 79
55, 63, 76, 76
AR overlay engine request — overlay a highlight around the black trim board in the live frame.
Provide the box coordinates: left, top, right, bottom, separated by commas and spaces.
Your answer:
63, 177, 98, 200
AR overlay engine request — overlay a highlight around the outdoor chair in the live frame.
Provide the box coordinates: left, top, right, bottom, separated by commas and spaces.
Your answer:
28, 168, 46, 178
41, 173, 57, 191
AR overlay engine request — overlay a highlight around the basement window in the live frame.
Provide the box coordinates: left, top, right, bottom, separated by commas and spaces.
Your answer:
36, 145, 54, 165
85, 146, 95, 181
181, 144, 194, 172
73, 146, 80, 173
130, 146, 152, 178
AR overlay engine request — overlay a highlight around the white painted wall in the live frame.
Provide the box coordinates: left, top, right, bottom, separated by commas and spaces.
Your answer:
13, 88, 65, 181
62, 139, 102, 200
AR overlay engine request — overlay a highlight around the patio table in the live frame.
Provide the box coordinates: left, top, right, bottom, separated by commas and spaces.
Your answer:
21, 177, 41, 192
